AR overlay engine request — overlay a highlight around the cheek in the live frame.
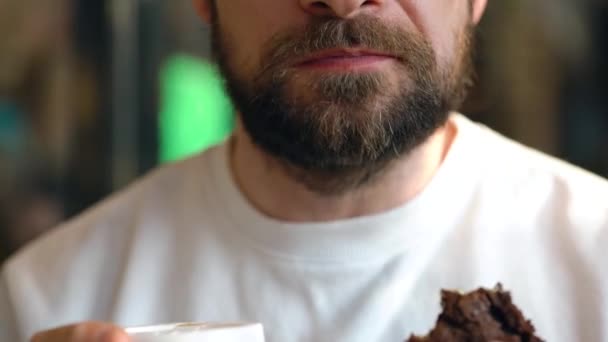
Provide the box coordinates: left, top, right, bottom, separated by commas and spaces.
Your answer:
400, 1, 468, 68
217, 0, 306, 76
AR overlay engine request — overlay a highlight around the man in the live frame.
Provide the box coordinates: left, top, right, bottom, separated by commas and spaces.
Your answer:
2, 0, 607, 341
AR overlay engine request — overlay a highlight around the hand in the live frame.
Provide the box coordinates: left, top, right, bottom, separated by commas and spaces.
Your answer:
31, 322, 130, 342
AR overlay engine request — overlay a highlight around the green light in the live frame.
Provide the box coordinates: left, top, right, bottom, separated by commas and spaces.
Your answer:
159, 54, 234, 163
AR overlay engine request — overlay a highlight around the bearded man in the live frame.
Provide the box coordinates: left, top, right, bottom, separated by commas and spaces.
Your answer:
3, 1, 607, 341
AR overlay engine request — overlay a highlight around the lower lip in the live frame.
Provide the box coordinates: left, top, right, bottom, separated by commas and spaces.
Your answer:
296, 55, 394, 71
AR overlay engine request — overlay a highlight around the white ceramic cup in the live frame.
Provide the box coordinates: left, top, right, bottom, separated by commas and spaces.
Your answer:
126, 322, 265, 342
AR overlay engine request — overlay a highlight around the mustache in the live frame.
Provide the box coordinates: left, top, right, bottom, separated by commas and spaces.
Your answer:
258, 15, 436, 75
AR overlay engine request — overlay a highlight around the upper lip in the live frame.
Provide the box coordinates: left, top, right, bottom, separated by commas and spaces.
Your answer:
295, 48, 396, 65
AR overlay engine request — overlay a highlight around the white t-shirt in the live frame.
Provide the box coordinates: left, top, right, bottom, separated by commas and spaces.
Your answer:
2, 114, 607, 342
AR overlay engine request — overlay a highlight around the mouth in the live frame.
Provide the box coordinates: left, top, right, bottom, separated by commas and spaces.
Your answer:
294, 48, 398, 71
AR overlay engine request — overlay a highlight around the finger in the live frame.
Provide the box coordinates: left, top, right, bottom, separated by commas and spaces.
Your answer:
30, 321, 129, 342
97, 327, 130, 342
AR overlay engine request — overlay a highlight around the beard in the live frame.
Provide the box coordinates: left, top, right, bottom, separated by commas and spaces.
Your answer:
212, 13, 474, 195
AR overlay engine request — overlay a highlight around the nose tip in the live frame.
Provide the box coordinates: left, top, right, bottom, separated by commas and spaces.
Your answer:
300, 0, 382, 19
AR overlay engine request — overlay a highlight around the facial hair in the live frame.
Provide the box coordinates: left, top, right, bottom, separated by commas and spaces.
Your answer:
212, 13, 474, 195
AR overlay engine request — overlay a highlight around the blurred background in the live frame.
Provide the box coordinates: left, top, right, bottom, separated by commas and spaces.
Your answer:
0, 0, 607, 262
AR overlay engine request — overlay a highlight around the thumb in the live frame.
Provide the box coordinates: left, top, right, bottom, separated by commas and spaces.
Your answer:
31, 321, 130, 342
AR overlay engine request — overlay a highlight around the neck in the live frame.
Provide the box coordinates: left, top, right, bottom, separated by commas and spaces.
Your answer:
230, 116, 457, 222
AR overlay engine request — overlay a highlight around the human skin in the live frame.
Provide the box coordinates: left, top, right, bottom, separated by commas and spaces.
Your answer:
30, 1, 488, 340
193, 0, 488, 222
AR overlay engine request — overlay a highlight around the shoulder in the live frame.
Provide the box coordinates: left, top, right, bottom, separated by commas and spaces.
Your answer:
4, 146, 222, 270
453, 115, 608, 298
1, 147, 222, 331
454, 114, 608, 230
